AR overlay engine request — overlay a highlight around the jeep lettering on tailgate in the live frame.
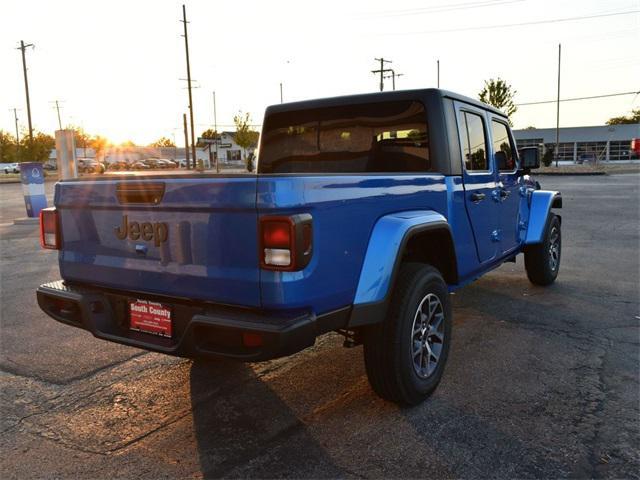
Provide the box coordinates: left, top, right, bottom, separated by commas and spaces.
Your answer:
115, 215, 168, 246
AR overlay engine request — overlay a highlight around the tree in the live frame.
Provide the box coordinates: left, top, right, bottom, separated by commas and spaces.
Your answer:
196, 129, 217, 147
478, 78, 517, 125
19, 131, 55, 162
149, 137, 175, 148
120, 140, 136, 147
542, 146, 554, 167
68, 125, 92, 155
200, 128, 218, 139
606, 109, 640, 125
0, 130, 18, 163
233, 111, 259, 169
90, 135, 109, 160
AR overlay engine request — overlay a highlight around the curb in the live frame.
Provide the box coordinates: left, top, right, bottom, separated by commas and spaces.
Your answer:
13, 217, 40, 225
535, 171, 607, 176
0, 177, 58, 185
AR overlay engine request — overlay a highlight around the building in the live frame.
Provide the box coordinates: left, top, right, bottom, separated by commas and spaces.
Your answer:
196, 131, 256, 167
513, 124, 640, 162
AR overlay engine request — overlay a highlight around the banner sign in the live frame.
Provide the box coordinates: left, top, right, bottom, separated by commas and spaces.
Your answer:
19, 162, 48, 218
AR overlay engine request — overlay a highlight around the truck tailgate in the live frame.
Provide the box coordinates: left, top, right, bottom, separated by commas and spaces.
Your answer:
56, 176, 260, 307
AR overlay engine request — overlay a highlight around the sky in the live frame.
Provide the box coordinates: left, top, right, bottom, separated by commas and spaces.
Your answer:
1, 0, 639, 145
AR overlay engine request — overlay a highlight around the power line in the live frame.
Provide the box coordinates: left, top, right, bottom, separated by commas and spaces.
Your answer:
387, 10, 640, 36
361, 0, 523, 18
516, 91, 640, 106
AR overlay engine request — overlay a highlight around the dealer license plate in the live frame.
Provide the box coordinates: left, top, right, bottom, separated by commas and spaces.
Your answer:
129, 299, 172, 338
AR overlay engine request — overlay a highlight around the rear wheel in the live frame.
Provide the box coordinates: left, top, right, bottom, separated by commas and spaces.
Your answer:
525, 214, 561, 286
363, 263, 452, 406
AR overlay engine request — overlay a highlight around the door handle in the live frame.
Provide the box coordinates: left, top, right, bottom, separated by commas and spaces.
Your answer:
500, 189, 510, 199
470, 192, 486, 203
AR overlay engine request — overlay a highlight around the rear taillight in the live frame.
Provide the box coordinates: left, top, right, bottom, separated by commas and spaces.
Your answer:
260, 214, 312, 271
40, 207, 59, 250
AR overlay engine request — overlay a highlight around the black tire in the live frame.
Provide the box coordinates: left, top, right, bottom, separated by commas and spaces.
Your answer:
363, 263, 452, 406
525, 214, 561, 286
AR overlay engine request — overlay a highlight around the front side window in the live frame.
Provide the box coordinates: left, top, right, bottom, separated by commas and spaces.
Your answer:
258, 101, 430, 174
491, 120, 517, 171
460, 112, 489, 171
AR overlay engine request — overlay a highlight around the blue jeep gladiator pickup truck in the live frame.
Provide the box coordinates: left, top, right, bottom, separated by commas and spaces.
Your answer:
37, 89, 561, 405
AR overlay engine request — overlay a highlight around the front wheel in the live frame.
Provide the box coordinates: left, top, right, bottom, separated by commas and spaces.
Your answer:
525, 214, 561, 286
363, 263, 452, 406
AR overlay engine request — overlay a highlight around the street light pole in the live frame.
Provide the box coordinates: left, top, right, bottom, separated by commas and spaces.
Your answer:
183, 113, 190, 167
213, 91, 219, 173
437, 59, 440, 88
555, 43, 561, 168
54, 100, 63, 130
280, 82, 283, 103
12, 108, 20, 144
11, 108, 20, 161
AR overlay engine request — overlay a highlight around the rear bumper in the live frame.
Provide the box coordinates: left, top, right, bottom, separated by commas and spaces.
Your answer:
36, 280, 349, 361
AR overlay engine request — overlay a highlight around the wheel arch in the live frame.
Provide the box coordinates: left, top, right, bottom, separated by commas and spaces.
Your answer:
525, 190, 562, 245
348, 210, 458, 328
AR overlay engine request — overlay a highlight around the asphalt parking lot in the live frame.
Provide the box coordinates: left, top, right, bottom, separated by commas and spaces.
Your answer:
1, 174, 638, 479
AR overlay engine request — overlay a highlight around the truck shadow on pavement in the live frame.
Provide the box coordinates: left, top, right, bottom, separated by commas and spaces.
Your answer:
189, 358, 346, 478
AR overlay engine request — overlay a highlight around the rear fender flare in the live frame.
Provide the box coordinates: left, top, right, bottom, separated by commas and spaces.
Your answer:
525, 191, 562, 245
348, 210, 456, 328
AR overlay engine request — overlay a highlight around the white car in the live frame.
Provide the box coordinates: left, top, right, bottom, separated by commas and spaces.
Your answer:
4, 163, 20, 174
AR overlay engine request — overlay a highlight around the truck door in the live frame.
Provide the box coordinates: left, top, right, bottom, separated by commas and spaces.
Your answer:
455, 103, 499, 263
489, 117, 521, 254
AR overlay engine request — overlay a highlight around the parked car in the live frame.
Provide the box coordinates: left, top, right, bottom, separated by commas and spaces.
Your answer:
4, 163, 20, 174
143, 158, 164, 169
131, 161, 151, 170
158, 159, 177, 169
43, 163, 57, 171
78, 159, 105, 174
107, 161, 130, 171
36, 88, 562, 406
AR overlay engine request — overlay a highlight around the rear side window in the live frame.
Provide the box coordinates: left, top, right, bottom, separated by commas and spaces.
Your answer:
491, 120, 517, 171
258, 101, 430, 174
459, 112, 488, 172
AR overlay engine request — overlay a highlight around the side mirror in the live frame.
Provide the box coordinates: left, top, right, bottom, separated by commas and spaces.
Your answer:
518, 146, 541, 171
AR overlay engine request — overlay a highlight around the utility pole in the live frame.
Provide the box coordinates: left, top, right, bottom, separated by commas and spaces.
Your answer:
555, 43, 561, 168
280, 82, 283, 103
213, 91, 219, 173
181, 4, 197, 169
437, 59, 440, 88
372, 58, 393, 92
17, 40, 34, 145
51, 100, 63, 130
384, 70, 404, 91
11, 108, 20, 144
11, 108, 20, 161
183, 113, 190, 167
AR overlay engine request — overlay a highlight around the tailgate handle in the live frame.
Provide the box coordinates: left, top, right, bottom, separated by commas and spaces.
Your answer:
116, 183, 165, 205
